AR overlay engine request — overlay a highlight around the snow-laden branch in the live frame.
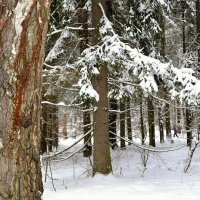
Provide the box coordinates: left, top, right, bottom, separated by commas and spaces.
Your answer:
41, 101, 83, 108
42, 128, 93, 159
184, 141, 200, 173
74, 3, 200, 105
53, 134, 93, 162
110, 131, 186, 153
47, 27, 94, 37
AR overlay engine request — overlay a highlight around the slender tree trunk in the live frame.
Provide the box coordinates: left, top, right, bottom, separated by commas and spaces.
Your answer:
148, 97, 155, 147
186, 108, 192, 148
158, 106, 164, 143
78, 0, 92, 157
83, 101, 92, 157
41, 95, 58, 153
196, 0, 200, 140
120, 100, 126, 149
164, 91, 171, 140
181, 1, 192, 147
109, 99, 118, 149
197, 0, 200, 70
92, 0, 112, 175
63, 112, 68, 138
126, 98, 133, 145
182, 1, 186, 54
0, 1, 51, 199
140, 99, 145, 145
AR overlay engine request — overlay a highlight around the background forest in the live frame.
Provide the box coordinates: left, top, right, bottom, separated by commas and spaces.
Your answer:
41, 1, 200, 199
42, 0, 200, 169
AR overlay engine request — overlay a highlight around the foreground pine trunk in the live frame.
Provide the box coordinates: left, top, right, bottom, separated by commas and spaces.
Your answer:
0, 1, 51, 199
92, 0, 112, 175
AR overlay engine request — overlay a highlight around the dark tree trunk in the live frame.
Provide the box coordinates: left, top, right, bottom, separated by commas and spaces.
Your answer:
78, 0, 92, 157
63, 112, 68, 138
197, 0, 200, 71
165, 95, 171, 140
41, 95, 58, 154
83, 101, 92, 157
126, 98, 133, 145
182, 1, 186, 54
109, 99, 118, 149
92, 0, 112, 175
186, 108, 192, 148
120, 100, 126, 149
0, 1, 51, 199
196, 0, 200, 140
140, 99, 145, 145
148, 97, 155, 147
158, 106, 164, 143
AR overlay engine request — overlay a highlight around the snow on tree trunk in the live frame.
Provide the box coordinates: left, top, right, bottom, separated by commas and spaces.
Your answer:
0, 1, 51, 199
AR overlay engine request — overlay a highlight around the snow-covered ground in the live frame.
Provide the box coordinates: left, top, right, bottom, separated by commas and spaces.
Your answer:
42, 135, 200, 200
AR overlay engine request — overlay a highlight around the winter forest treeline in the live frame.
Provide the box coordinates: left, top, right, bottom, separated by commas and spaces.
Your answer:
42, 0, 200, 174
1, 0, 200, 199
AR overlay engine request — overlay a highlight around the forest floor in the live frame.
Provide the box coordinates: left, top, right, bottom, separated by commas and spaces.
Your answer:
42, 133, 200, 200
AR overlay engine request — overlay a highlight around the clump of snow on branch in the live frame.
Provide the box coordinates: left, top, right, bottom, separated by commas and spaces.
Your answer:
45, 29, 73, 62
76, 3, 200, 105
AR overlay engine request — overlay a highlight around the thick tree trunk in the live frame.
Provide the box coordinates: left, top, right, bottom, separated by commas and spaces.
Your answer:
92, 0, 112, 175
148, 97, 155, 147
0, 1, 51, 199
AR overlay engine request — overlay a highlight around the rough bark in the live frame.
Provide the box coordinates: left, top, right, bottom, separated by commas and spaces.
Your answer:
92, 0, 112, 175
0, 1, 51, 199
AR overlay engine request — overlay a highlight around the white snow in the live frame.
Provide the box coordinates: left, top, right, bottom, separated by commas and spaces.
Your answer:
0, 138, 3, 149
45, 29, 72, 62
42, 135, 200, 200
13, 1, 32, 37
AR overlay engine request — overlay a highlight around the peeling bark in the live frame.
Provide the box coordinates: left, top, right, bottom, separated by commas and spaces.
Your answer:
0, 1, 51, 199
